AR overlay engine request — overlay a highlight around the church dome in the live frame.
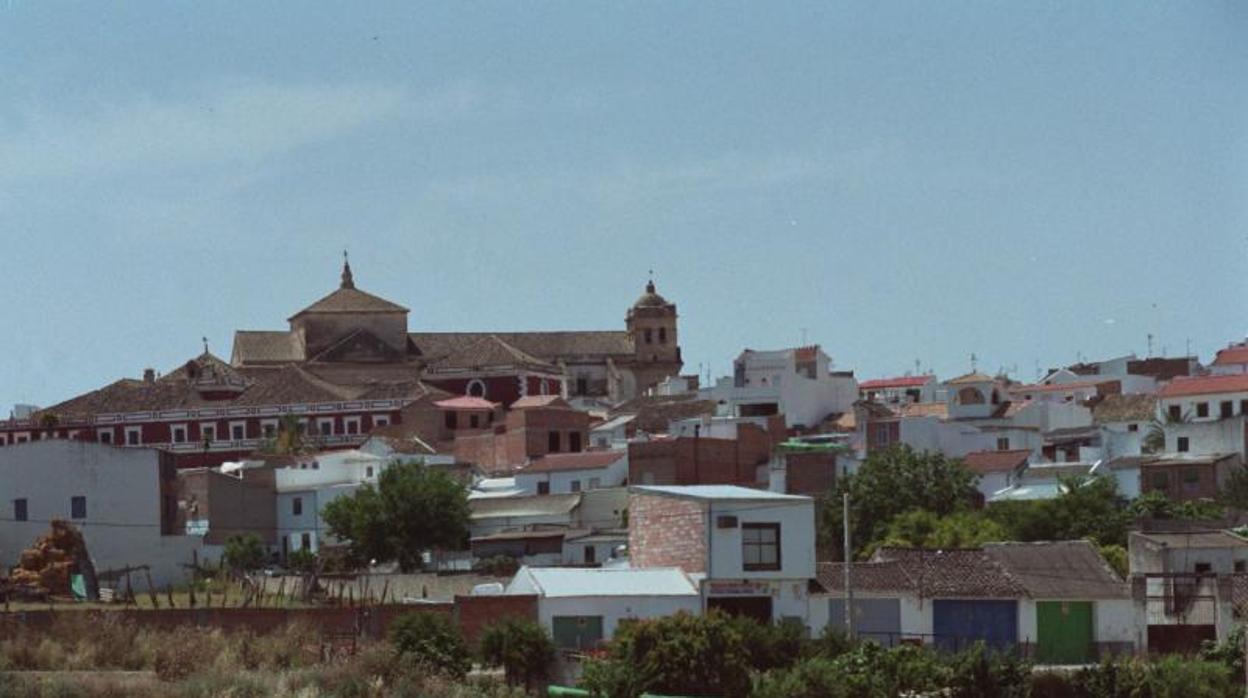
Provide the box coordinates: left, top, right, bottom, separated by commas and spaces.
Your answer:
633, 280, 670, 309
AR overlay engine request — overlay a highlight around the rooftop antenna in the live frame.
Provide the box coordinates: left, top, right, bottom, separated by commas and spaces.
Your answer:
970, 353, 978, 372
202, 336, 209, 354
915, 359, 922, 376
1147, 333, 1154, 358
1034, 359, 1041, 381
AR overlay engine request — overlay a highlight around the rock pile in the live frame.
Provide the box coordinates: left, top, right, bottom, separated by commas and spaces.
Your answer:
8, 519, 96, 598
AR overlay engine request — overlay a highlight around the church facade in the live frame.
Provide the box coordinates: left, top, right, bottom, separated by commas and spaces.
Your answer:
0, 260, 682, 465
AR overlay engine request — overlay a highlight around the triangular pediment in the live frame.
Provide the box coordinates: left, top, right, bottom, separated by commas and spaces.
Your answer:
310, 329, 405, 364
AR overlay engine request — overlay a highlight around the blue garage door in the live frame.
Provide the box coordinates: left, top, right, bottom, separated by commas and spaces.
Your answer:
829, 598, 902, 646
933, 600, 1018, 652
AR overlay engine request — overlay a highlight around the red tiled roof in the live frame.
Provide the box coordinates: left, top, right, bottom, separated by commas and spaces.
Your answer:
512, 395, 569, 410
1159, 374, 1248, 398
1213, 345, 1248, 367
860, 375, 933, 390
434, 396, 499, 410
524, 451, 626, 473
962, 449, 1031, 474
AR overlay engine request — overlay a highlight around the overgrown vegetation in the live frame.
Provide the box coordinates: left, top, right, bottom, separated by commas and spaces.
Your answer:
222, 533, 267, 574
478, 617, 556, 690
0, 614, 524, 698
388, 611, 473, 679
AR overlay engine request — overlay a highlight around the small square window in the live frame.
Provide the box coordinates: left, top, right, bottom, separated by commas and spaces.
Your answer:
201, 425, 216, 442
1221, 401, 1234, 419
171, 426, 187, 444
125, 428, 141, 446
300, 532, 311, 550
996, 437, 1010, 451
1177, 437, 1190, 453
98, 430, 113, 444
366, 466, 374, 478
14, 498, 28, 522
1169, 405, 1182, 421
373, 415, 389, 428
570, 480, 582, 493
71, 496, 86, 520
537, 481, 550, 495
1196, 402, 1209, 418
742, 523, 781, 571
548, 431, 561, 453
292, 497, 303, 516
1128, 423, 1139, 433
231, 423, 246, 440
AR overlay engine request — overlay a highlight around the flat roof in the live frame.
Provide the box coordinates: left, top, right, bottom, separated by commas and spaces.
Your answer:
1133, 530, 1248, 549
515, 566, 698, 597
630, 484, 810, 502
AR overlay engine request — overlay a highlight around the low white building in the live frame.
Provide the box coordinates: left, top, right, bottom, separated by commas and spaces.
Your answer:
630, 485, 816, 624
513, 451, 629, 496
589, 414, 635, 450
1157, 375, 1248, 457
859, 375, 938, 406
0, 441, 202, 587
506, 566, 701, 649
273, 449, 390, 556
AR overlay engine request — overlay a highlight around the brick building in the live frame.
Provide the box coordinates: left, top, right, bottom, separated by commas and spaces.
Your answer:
628, 421, 775, 487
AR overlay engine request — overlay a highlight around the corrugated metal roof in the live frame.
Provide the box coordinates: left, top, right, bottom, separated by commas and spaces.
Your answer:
631, 485, 810, 502
513, 566, 698, 597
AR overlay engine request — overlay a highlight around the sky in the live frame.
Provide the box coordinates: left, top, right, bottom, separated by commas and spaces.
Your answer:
1, 2, 1245, 410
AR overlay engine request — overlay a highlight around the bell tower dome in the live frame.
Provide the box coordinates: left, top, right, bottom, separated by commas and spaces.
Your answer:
626, 276, 680, 366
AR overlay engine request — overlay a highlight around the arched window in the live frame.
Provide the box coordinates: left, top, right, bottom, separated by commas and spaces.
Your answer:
467, 379, 486, 398
956, 387, 986, 405
658, 327, 667, 344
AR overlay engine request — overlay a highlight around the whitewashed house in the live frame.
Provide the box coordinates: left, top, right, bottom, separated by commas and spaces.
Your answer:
1157, 375, 1248, 458
513, 451, 628, 495
629, 485, 816, 624
505, 566, 701, 649
0, 441, 202, 587
702, 345, 858, 430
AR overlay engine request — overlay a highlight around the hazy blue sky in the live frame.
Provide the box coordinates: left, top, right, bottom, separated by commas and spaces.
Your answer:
2, 2, 1245, 409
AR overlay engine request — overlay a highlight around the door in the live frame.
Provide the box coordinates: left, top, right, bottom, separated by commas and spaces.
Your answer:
584, 545, 596, 565
552, 616, 604, 649
828, 598, 902, 646
707, 596, 773, 624
933, 600, 1018, 652
1036, 601, 1094, 664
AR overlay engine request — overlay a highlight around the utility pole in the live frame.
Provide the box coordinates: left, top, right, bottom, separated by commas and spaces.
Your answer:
843, 491, 854, 638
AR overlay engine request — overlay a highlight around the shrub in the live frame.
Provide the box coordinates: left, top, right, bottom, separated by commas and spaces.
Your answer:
287, 548, 319, 574
223, 533, 267, 573
947, 642, 1030, 698
478, 617, 555, 689
751, 643, 953, 698
728, 615, 806, 672
389, 611, 472, 678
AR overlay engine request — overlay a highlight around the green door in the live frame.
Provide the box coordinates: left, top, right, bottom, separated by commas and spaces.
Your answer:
1036, 601, 1094, 664
552, 616, 604, 650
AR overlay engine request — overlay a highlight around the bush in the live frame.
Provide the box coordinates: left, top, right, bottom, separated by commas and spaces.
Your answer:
223, 533, 266, 573
752, 643, 953, 698
478, 617, 555, 689
1035, 655, 1239, 698
389, 612, 473, 678
580, 611, 752, 698
287, 548, 319, 574
947, 642, 1030, 698
728, 615, 807, 672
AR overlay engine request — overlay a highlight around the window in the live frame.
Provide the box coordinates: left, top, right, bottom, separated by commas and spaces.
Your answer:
292, 497, 303, 516
576, 377, 588, 395
316, 418, 333, 436
1177, 437, 1189, 453
124, 427, 141, 446
366, 466, 374, 478
1236, 561, 1246, 573
589, 477, 601, 489
1195, 562, 1212, 575
1151, 472, 1170, 490
261, 420, 278, 438
344, 416, 360, 435
570, 480, 582, 493
14, 498, 27, 522
996, 437, 1010, 451
1241, 400, 1248, 416
171, 424, 187, 444
200, 424, 216, 442
569, 432, 582, 453
373, 415, 389, 428
445, 411, 457, 429
1128, 423, 1139, 433
742, 523, 781, 571
874, 424, 890, 446
644, 328, 653, 344
658, 327, 667, 344
1168, 405, 1182, 421
71, 496, 86, 519
1221, 401, 1234, 419
537, 481, 550, 495
98, 429, 113, 445
469, 414, 480, 429
1196, 402, 1209, 418
230, 421, 246, 440
300, 532, 311, 550
548, 431, 561, 453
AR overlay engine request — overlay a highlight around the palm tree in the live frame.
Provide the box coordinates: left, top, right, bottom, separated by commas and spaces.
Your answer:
1143, 409, 1190, 454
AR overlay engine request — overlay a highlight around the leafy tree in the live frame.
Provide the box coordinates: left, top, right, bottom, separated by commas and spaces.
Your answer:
285, 548, 318, 574
1132, 490, 1225, 522
871, 509, 1007, 554
478, 617, 556, 690
222, 533, 266, 573
580, 611, 753, 698
1219, 466, 1248, 510
821, 446, 979, 559
323, 460, 469, 571
987, 475, 1130, 547
388, 612, 472, 678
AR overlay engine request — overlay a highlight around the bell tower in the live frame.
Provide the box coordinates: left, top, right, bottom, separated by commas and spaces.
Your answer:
625, 276, 681, 389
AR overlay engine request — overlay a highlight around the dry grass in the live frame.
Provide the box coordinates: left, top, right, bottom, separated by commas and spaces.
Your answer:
0, 616, 529, 697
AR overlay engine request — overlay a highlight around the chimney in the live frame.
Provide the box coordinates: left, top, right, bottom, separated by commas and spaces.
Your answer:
143, 368, 155, 384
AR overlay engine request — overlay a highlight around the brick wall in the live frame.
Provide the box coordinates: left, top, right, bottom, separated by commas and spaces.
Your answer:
453, 407, 590, 470
629, 422, 773, 487
629, 491, 707, 572
784, 451, 837, 495
455, 594, 538, 645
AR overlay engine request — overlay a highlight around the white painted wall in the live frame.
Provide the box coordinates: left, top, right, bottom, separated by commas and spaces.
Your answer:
514, 458, 628, 495
276, 482, 360, 554
537, 595, 702, 642
1159, 390, 1248, 425
1166, 418, 1246, 457
810, 592, 930, 642
706, 499, 815, 581
704, 347, 858, 429
0, 441, 202, 587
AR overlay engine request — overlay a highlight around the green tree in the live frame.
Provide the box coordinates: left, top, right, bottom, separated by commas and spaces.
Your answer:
388, 612, 472, 678
478, 617, 556, 690
987, 475, 1130, 547
323, 460, 469, 571
285, 548, 318, 574
871, 509, 1008, 554
1219, 465, 1248, 510
580, 611, 753, 698
222, 533, 266, 573
260, 414, 312, 455
821, 446, 979, 559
